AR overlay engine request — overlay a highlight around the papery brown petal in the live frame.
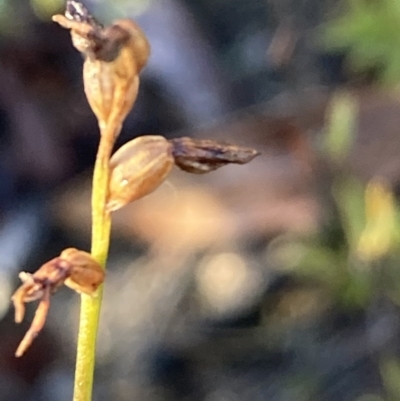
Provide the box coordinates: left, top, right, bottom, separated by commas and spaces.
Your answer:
61, 248, 104, 294
107, 135, 174, 212
15, 287, 51, 357
12, 282, 30, 324
112, 19, 150, 74
52, 15, 99, 55
170, 137, 260, 174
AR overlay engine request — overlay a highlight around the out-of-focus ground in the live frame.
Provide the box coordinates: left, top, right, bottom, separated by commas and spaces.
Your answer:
1, 0, 400, 400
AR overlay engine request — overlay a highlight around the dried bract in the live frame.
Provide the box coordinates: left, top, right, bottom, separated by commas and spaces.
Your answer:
11, 248, 103, 357
107, 135, 174, 212
53, 1, 150, 133
170, 137, 260, 174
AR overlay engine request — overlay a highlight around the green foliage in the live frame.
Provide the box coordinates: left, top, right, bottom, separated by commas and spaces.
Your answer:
356, 396, 384, 401
323, 91, 358, 163
268, 91, 400, 309
322, 0, 400, 84
381, 359, 400, 401
332, 176, 365, 253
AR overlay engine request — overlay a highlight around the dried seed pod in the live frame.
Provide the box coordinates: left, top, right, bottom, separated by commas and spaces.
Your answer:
11, 248, 104, 357
107, 135, 174, 212
53, 2, 150, 131
82, 20, 150, 128
170, 137, 260, 174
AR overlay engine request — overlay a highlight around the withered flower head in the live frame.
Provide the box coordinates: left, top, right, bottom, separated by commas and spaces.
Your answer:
170, 137, 260, 174
107, 135, 174, 212
53, 1, 150, 132
11, 248, 103, 357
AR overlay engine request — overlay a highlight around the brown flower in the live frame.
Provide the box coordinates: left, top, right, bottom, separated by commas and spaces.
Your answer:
12, 248, 104, 357
53, 1, 150, 135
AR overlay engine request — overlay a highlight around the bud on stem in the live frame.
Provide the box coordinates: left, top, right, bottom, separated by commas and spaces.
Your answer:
107, 135, 174, 212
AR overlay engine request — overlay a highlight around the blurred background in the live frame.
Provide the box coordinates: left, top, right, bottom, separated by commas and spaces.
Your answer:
1, 0, 400, 400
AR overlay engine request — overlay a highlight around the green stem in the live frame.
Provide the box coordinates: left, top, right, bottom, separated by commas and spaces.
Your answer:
73, 125, 117, 401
